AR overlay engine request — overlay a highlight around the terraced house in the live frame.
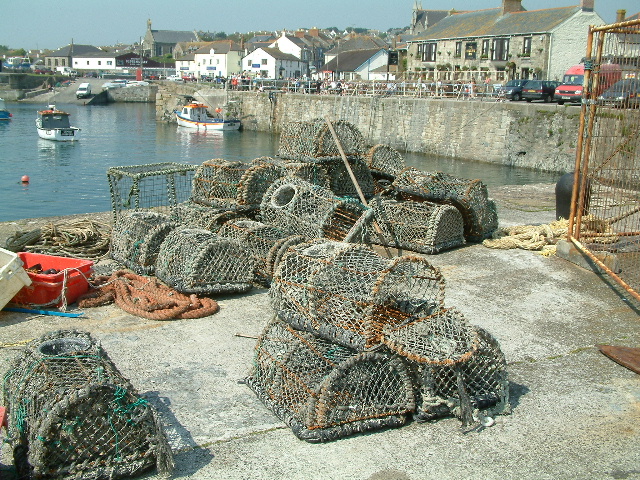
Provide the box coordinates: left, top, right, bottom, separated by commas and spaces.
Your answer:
407, 0, 605, 83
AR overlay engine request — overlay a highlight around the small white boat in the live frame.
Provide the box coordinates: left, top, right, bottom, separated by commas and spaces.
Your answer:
175, 102, 240, 131
35, 105, 80, 141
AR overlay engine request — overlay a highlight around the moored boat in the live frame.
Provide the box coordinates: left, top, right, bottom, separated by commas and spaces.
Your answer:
0, 98, 11, 120
175, 101, 240, 131
35, 105, 80, 141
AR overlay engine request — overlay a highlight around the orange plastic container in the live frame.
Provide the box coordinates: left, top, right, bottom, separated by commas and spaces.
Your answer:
11, 252, 94, 307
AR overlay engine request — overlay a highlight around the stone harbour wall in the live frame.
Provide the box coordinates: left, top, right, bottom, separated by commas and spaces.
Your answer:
156, 84, 582, 174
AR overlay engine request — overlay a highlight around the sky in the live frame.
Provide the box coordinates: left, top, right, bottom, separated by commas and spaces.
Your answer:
2, 0, 638, 51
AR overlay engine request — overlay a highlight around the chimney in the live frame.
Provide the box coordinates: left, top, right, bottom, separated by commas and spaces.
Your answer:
616, 9, 626, 22
580, 0, 594, 12
309, 27, 319, 37
502, 0, 523, 15
295, 30, 305, 38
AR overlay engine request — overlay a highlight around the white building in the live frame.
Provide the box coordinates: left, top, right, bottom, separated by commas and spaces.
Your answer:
176, 41, 243, 79
242, 47, 308, 79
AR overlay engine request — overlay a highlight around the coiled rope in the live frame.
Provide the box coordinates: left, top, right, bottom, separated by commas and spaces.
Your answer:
78, 270, 219, 320
5, 220, 111, 260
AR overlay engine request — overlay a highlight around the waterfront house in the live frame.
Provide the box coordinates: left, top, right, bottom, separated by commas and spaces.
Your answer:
407, 0, 605, 83
321, 48, 389, 81
175, 41, 243, 79
242, 47, 307, 79
269, 29, 333, 74
142, 19, 200, 57
44, 44, 103, 71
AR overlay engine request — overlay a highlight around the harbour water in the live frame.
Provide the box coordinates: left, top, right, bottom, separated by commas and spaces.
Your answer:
0, 102, 559, 222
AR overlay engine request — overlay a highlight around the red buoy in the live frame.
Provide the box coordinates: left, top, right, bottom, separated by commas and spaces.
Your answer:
21, 175, 30, 183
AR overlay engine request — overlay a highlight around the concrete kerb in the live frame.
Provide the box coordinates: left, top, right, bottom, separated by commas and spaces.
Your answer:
1, 184, 639, 479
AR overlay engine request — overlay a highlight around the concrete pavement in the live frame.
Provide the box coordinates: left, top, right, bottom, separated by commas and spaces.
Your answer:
0, 183, 639, 480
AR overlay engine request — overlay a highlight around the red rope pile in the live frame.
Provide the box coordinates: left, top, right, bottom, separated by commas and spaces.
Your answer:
78, 270, 219, 320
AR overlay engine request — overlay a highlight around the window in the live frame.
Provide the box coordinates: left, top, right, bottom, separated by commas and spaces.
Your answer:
492, 38, 509, 61
87, 61, 90, 65
465, 42, 477, 60
248, 60, 252, 67
455, 41, 462, 58
522, 37, 532, 56
422, 43, 437, 62
482, 39, 490, 57
261, 58, 268, 65
98, 61, 101, 66
107, 61, 112, 66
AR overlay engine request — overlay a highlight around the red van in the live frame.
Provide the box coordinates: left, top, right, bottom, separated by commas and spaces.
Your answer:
554, 63, 621, 105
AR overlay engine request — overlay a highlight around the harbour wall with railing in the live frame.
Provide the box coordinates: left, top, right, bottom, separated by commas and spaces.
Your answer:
169, 82, 581, 174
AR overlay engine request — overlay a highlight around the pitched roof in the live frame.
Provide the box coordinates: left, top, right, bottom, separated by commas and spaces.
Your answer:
260, 47, 303, 62
194, 41, 242, 54
322, 48, 385, 72
47, 44, 103, 56
413, 10, 451, 31
326, 35, 388, 55
414, 6, 581, 40
151, 29, 198, 44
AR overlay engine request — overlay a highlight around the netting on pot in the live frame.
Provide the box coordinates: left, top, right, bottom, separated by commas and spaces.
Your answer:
170, 202, 253, 232
365, 196, 466, 254
155, 228, 255, 294
110, 210, 177, 274
217, 219, 289, 286
190, 159, 249, 208
245, 317, 415, 442
236, 162, 286, 207
2, 330, 173, 480
277, 119, 366, 160
270, 240, 446, 350
317, 156, 375, 199
365, 144, 406, 181
259, 176, 369, 242
393, 168, 499, 242
408, 325, 510, 423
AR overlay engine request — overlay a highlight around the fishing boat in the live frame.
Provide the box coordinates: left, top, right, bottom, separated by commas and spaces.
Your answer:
35, 105, 80, 141
0, 98, 11, 120
175, 101, 240, 131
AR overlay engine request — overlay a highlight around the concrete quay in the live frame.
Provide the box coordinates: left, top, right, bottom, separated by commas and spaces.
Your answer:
0, 183, 639, 480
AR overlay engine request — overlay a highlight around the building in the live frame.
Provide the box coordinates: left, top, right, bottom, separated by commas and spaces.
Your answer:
44, 44, 103, 70
407, 0, 605, 83
410, 3, 451, 35
321, 48, 389, 81
269, 29, 333, 73
242, 47, 307, 79
175, 41, 243, 79
142, 19, 200, 57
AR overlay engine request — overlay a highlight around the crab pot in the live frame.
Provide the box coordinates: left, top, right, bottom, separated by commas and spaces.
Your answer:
246, 317, 416, 442
259, 176, 368, 241
393, 169, 499, 242
110, 210, 177, 274
155, 228, 256, 294
365, 196, 466, 254
190, 159, 249, 207
281, 162, 331, 189
2, 330, 173, 480
365, 144, 406, 181
171, 202, 253, 232
107, 162, 195, 223
277, 119, 366, 160
270, 240, 446, 350
236, 162, 286, 207
217, 219, 289, 286
408, 325, 510, 422
317, 156, 375, 199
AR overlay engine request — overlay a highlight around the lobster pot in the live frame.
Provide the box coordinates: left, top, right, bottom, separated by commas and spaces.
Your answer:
393, 169, 499, 242
281, 162, 331, 189
155, 228, 255, 294
366, 197, 466, 254
190, 159, 249, 207
107, 162, 195, 223
265, 234, 308, 282
318, 156, 376, 199
217, 219, 289, 286
366, 144, 406, 181
110, 210, 176, 274
237, 162, 285, 207
277, 119, 366, 159
246, 317, 415, 442
259, 176, 369, 241
270, 240, 446, 350
2, 330, 172, 480
171, 202, 253, 232
409, 326, 510, 422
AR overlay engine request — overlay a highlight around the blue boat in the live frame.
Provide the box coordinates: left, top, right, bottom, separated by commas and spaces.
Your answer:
0, 98, 11, 120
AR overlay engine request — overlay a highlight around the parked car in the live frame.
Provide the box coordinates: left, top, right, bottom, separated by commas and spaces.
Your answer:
101, 79, 128, 89
522, 80, 561, 102
167, 74, 183, 82
76, 82, 92, 99
496, 79, 530, 101
598, 78, 640, 108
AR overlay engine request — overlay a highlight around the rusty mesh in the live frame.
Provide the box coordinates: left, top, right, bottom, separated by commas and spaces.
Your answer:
2, 330, 173, 480
155, 228, 256, 294
245, 317, 415, 442
217, 219, 290, 286
237, 162, 286, 206
270, 240, 446, 350
410, 325, 510, 423
259, 176, 369, 242
365, 196, 466, 254
110, 210, 177, 274
190, 159, 249, 207
317, 156, 376, 199
171, 202, 252, 232
393, 168, 498, 242
277, 119, 366, 159
365, 144, 406, 180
